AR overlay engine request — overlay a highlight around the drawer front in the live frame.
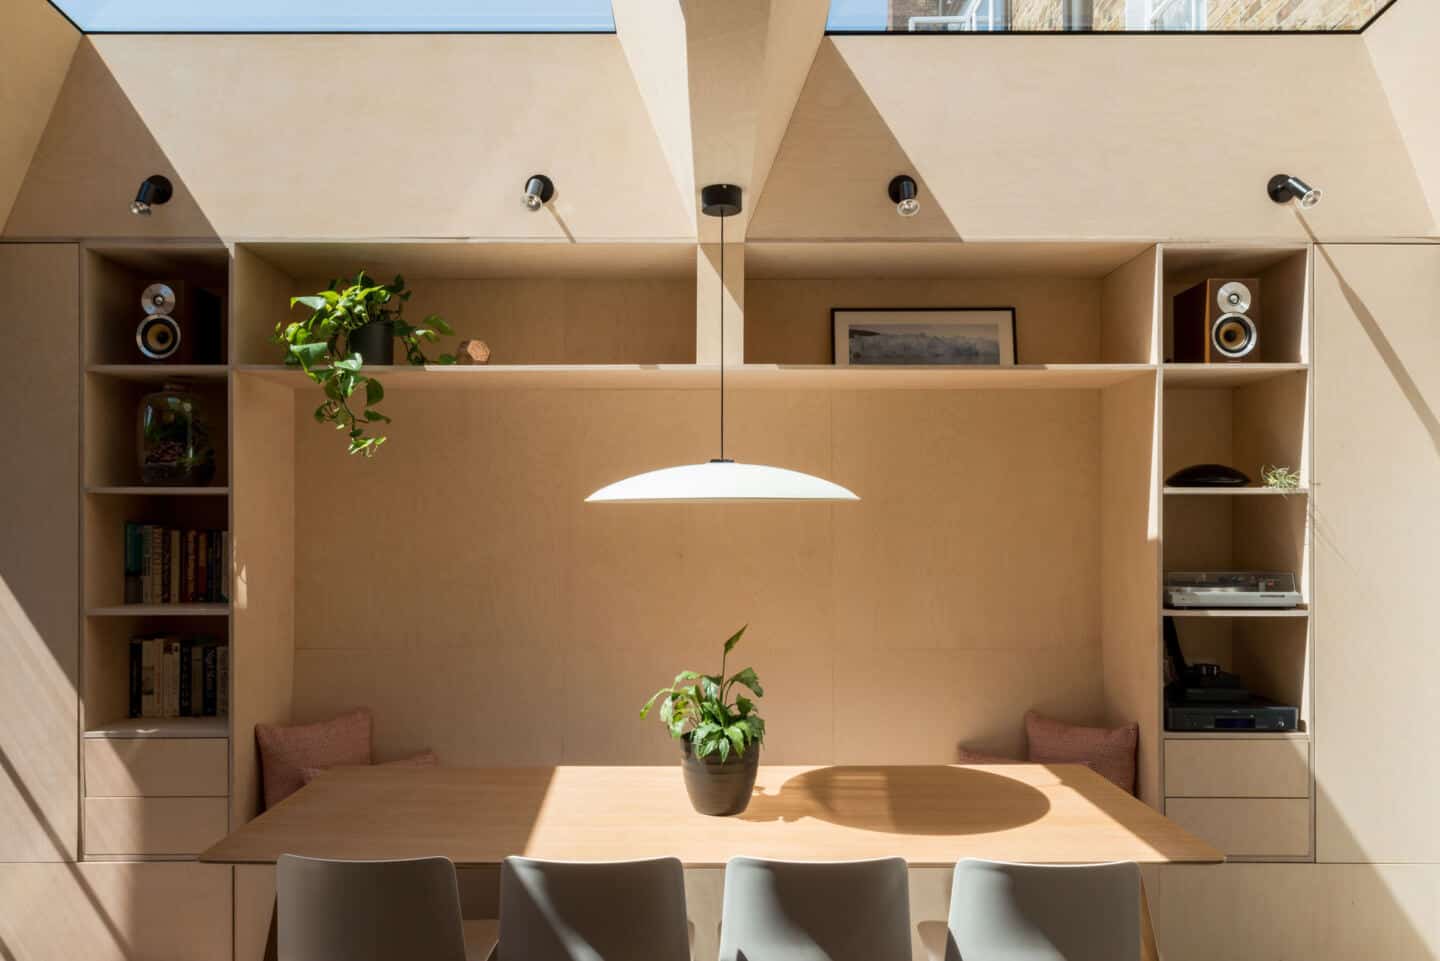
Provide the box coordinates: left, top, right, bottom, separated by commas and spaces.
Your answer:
84, 797, 229, 857
1164, 739, 1310, 798
85, 738, 229, 798
1165, 797, 1311, 858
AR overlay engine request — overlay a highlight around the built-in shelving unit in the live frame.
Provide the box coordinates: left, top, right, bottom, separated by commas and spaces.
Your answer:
1156, 243, 1315, 862
78, 243, 234, 863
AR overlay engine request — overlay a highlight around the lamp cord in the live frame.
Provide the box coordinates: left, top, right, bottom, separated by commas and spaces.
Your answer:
719, 212, 725, 462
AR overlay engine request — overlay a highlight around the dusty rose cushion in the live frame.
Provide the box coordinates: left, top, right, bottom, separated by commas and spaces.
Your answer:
256, 708, 373, 809
299, 749, 439, 787
1025, 710, 1138, 795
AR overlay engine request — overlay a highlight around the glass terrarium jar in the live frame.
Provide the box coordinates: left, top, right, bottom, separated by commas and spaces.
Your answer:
138, 384, 216, 486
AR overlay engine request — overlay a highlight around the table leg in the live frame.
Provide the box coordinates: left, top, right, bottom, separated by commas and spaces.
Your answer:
1140, 880, 1160, 961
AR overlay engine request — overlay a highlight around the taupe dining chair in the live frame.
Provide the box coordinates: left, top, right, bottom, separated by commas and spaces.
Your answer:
945, 858, 1141, 961
718, 856, 912, 961
276, 853, 470, 961
491, 855, 691, 961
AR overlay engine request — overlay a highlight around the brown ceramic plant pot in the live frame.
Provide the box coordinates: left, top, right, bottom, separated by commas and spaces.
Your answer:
681, 734, 760, 816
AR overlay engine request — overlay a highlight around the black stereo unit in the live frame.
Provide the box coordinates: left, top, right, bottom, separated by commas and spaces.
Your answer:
1166, 699, 1300, 732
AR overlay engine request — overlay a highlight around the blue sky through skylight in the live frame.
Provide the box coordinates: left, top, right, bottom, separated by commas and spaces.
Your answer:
825, 0, 888, 31
48, 0, 615, 32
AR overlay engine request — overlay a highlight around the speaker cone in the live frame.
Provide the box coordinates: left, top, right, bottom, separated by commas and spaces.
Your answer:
1211, 313, 1257, 359
137, 314, 182, 360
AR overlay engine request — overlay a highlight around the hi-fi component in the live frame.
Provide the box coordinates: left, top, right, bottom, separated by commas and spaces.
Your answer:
1172, 277, 1259, 363
132, 282, 224, 364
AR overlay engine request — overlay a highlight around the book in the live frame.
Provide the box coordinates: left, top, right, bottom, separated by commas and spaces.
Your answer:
128, 639, 142, 718
220, 532, 230, 602
162, 638, 178, 717
190, 643, 204, 717
177, 638, 192, 717
123, 523, 143, 605
216, 644, 228, 716
141, 637, 160, 718
168, 529, 180, 605
202, 645, 218, 717
197, 531, 208, 603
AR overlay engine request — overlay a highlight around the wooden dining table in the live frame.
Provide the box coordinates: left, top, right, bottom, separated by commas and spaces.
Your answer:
203, 763, 1222, 960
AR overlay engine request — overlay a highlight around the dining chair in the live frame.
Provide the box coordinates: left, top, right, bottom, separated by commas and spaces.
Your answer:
276, 853, 470, 961
945, 858, 1141, 961
718, 856, 912, 961
492, 855, 691, 961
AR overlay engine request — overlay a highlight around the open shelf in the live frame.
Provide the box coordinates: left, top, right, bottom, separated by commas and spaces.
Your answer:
85, 375, 229, 488
87, 486, 229, 496
238, 362, 1157, 392
1164, 486, 1308, 496
1163, 606, 1309, 618
1164, 363, 1308, 387
1164, 614, 1310, 732
88, 604, 230, 617
87, 364, 229, 383
1160, 245, 1308, 365
1164, 730, 1310, 741
84, 716, 228, 739
1163, 368, 1307, 488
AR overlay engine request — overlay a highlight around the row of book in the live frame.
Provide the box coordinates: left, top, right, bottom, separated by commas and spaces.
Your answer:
128, 636, 229, 719
123, 524, 230, 605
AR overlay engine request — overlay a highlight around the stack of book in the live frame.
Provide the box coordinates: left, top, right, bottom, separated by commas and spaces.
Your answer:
123, 523, 229, 605
128, 636, 228, 719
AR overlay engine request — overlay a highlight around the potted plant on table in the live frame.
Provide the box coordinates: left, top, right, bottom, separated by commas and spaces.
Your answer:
641, 625, 766, 816
273, 271, 461, 457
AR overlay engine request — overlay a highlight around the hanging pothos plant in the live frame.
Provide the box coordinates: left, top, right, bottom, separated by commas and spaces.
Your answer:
274, 272, 460, 457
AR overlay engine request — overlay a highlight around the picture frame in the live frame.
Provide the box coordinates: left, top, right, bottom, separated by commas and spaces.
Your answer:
831, 307, 1018, 367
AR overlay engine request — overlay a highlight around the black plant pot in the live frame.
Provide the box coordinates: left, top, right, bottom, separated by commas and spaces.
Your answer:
681, 736, 760, 816
346, 319, 394, 365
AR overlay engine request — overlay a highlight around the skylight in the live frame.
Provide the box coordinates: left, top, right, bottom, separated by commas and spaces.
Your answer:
827, 0, 1391, 33
48, 0, 615, 33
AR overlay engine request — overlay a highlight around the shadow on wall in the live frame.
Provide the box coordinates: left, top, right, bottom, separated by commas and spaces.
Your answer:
2, 40, 217, 240
747, 39, 961, 241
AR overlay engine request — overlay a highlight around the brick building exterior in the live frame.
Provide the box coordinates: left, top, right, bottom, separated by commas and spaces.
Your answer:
888, 0, 1385, 31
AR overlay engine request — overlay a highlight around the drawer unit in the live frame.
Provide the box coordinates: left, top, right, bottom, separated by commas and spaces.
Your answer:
1164, 797, 1311, 859
84, 797, 229, 857
1164, 738, 1310, 798
85, 738, 229, 798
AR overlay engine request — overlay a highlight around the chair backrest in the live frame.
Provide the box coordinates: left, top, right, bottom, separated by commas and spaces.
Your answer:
276, 853, 468, 961
718, 856, 912, 961
946, 859, 1140, 961
497, 856, 691, 961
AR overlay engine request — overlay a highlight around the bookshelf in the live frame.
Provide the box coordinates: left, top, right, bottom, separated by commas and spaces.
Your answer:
79, 243, 233, 862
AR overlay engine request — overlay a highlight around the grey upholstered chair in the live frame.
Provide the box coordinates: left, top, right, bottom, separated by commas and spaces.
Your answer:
945, 859, 1141, 961
276, 853, 469, 961
718, 856, 912, 961
492, 855, 691, 961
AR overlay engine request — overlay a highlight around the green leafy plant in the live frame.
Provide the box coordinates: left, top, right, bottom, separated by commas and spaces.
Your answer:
1261, 464, 1301, 491
640, 625, 765, 764
273, 271, 459, 457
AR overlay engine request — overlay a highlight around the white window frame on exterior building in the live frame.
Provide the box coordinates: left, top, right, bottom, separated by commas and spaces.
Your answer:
1127, 0, 1206, 30
908, 0, 1008, 32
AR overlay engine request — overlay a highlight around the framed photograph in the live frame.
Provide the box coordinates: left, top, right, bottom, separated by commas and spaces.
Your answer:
831, 308, 1018, 367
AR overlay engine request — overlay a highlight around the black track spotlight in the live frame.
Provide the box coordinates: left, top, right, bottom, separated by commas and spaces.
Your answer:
1268, 174, 1322, 209
888, 175, 920, 217
522, 174, 555, 212
129, 175, 173, 216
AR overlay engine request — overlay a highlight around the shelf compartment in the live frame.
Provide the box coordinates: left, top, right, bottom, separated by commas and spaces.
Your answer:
83, 245, 229, 366
238, 362, 1157, 392
87, 486, 229, 496
1163, 607, 1309, 618
85, 374, 229, 488
84, 493, 229, 611
1160, 245, 1308, 365
1164, 486, 1307, 496
1163, 369, 1307, 487
88, 605, 230, 617
81, 614, 230, 736
1163, 494, 1309, 591
1164, 614, 1310, 731
84, 717, 229, 739
1163, 363, 1308, 387
87, 365, 229, 383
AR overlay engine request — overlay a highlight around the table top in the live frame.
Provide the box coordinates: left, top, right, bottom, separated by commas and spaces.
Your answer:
201, 763, 1224, 868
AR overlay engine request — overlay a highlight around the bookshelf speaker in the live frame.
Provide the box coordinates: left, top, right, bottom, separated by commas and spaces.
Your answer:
133, 281, 224, 364
1172, 278, 1259, 363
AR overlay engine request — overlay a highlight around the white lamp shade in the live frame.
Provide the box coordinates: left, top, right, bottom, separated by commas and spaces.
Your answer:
585, 460, 859, 504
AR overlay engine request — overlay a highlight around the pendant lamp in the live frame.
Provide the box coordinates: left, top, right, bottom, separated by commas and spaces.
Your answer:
585, 184, 859, 504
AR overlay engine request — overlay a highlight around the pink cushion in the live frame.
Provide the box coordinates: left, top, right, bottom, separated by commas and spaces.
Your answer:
1025, 710, 1138, 795
299, 749, 439, 787
255, 708, 372, 809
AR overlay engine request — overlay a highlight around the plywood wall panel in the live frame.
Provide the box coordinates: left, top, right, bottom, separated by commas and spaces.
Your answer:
0, 861, 231, 961
290, 386, 1107, 768
53, 35, 692, 242
0, 0, 78, 230
0, 243, 79, 861
751, 37, 1431, 242
1313, 243, 1440, 862
1366, 0, 1440, 234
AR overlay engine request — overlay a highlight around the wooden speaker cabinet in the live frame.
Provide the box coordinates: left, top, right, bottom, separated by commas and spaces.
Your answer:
1173, 278, 1260, 364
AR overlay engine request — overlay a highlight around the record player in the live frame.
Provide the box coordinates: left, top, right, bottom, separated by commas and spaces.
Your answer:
1163, 618, 1300, 732
1164, 571, 1302, 610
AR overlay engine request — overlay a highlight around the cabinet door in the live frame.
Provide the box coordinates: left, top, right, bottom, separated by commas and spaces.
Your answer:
1314, 244, 1440, 862
0, 243, 79, 860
